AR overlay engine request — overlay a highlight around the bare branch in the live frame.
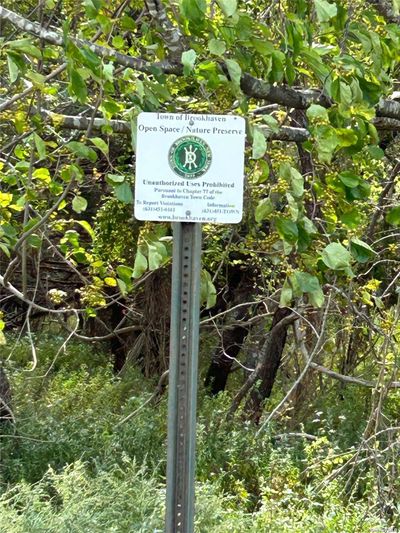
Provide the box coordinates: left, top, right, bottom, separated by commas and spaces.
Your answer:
45, 111, 131, 134
274, 432, 318, 441
256, 295, 332, 435
310, 362, 400, 388
0, 63, 66, 114
226, 311, 298, 419
259, 125, 310, 142
65, 325, 142, 342
17, 182, 74, 251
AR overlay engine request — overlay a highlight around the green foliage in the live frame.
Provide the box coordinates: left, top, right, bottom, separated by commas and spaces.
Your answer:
0, 337, 394, 532
1, 0, 400, 527
0, 461, 165, 533
0, 0, 399, 318
321, 242, 351, 271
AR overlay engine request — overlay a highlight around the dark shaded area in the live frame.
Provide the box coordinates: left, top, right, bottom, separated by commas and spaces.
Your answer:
205, 260, 257, 395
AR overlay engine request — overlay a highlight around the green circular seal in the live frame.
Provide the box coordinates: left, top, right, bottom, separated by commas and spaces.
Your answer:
169, 136, 212, 179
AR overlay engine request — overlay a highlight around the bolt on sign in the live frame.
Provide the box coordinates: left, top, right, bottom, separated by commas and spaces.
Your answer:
134, 112, 246, 224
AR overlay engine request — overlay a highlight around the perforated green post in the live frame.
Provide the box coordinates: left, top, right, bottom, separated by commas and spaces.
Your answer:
166, 222, 202, 533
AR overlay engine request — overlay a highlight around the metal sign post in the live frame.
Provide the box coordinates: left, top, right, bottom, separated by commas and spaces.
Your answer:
134, 112, 245, 533
166, 222, 202, 533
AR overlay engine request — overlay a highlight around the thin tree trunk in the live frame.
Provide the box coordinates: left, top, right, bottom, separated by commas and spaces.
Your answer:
244, 307, 292, 423
205, 314, 250, 394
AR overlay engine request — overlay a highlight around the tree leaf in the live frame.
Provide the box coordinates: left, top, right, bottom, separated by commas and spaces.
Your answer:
68, 69, 87, 104
182, 49, 197, 75
132, 250, 148, 279
32, 168, 51, 183
107, 174, 125, 184
117, 265, 134, 284
147, 243, 163, 271
350, 238, 376, 263
280, 162, 304, 198
313, 125, 338, 162
27, 234, 42, 248
339, 171, 360, 188
89, 137, 109, 156
33, 133, 47, 160
72, 196, 88, 213
115, 181, 133, 204
306, 104, 329, 123
217, 0, 237, 17
276, 218, 299, 244
66, 141, 97, 162
252, 127, 267, 159
261, 115, 279, 133
290, 167, 304, 198
75, 220, 94, 239
200, 270, 217, 309
293, 272, 320, 293
225, 59, 242, 88
83, 0, 103, 17
336, 128, 358, 147
321, 242, 351, 270
151, 241, 168, 261
112, 35, 125, 50
208, 39, 226, 56
340, 209, 362, 228
0, 243, 10, 257
314, 0, 337, 22
180, 0, 206, 24
280, 280, 293, 307
386, 205, 400, 226
7, 53, 20, 83
367, 145, 385, 159
7, 38, 42, 59
255, 198, 273, 222
308, 288, 324, 307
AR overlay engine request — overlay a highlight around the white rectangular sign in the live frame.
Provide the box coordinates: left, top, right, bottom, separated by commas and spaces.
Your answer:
134, 112, 246, 224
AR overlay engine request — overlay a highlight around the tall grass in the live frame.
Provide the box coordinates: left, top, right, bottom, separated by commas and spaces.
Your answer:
0, 335, 389, 531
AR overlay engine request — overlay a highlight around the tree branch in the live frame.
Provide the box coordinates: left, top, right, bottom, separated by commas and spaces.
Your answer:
226, 312, 298, 420
44, 110, 314, 141
0, 6, 180, 75
0, 63, 66, 114
373, 116, 400, 130
365, 160, 400, 241
240, 72, 331, 109
241, 72, 400, 123
45, 111, 131, 134
365, 0, 400, 23
144, 0, 185, 61
4, 5, 400, 126
259, 125, 310, 142
310, 362, 400, 388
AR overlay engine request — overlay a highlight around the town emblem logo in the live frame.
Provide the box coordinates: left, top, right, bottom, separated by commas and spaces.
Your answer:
169, 136, 212, 179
